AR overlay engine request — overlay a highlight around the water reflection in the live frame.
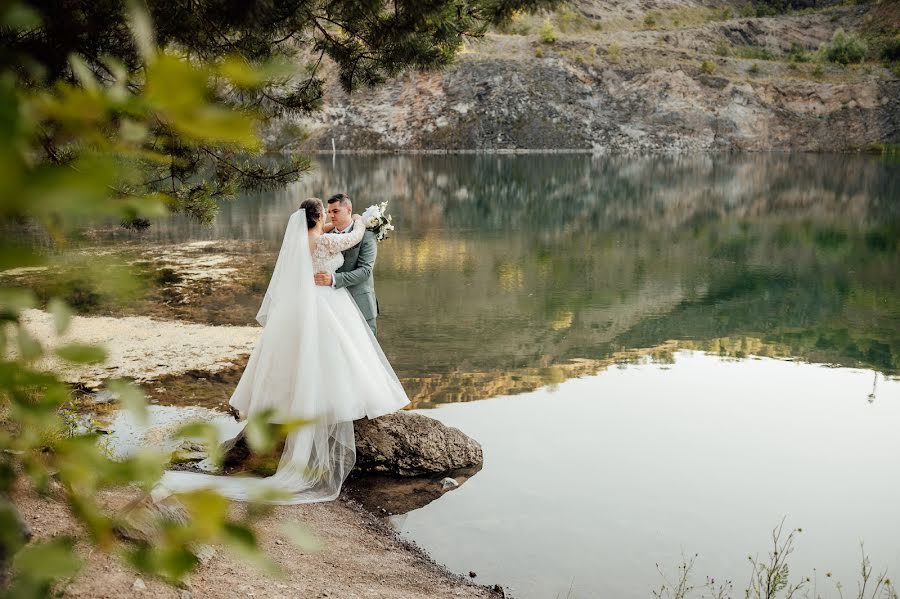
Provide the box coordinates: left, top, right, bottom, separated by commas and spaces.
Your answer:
117, 154, 899, 397
394, 352, 900, 599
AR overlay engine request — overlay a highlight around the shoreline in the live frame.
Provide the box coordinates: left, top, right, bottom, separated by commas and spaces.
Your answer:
13, 307, 504, 597
14, 483, 506, 599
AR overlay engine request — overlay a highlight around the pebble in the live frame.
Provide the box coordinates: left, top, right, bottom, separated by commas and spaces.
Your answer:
440, 477, 459, 490
132, 578, 146, 592
469, 571, 477, 578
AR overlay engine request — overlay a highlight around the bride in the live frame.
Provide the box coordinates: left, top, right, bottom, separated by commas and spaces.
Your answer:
159, 198, 410, 503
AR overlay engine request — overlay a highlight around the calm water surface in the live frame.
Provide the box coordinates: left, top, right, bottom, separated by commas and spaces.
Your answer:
146, 154, 898, 597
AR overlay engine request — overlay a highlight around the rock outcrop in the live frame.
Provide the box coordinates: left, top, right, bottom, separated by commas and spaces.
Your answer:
220, 411, 484, 478
280, 2, 899, 153
354, 412, 484, 476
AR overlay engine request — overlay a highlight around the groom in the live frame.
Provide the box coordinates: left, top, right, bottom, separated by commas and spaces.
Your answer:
314, 193, 379, 335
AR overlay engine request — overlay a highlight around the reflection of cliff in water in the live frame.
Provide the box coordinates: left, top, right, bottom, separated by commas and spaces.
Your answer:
136, 153, 900, 242
101, 154, 900, 387
402, 338, 809, 408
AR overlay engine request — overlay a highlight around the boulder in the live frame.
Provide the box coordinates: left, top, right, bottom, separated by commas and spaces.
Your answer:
220, 411, 483, 478
353, 411, 483, 476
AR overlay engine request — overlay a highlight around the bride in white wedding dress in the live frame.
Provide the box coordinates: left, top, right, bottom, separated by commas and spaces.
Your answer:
158, 198, 409, 504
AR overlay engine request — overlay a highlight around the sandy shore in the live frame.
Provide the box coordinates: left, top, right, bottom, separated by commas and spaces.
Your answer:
15, 486, 501, 599
20, 309, 261, 388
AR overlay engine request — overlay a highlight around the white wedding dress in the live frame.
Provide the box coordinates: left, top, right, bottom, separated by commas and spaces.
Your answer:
158, 209, 409, 504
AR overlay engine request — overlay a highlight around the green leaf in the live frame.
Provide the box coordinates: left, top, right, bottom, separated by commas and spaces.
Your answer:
0, 288, 37, 319
69, 54, 99, 92
219, 56, 297, 89
127, 2, 156, 60
48, 298, 73, 335
107, 379, 148, 425
179, 489, 229, 537
16, 324, 42, 361
2, 3, 41, 29
279, 521, 321, 552
55, 343, 107, 364
12, 537, 82, 583
174, 421, 221, 466
244, 411, 276, 454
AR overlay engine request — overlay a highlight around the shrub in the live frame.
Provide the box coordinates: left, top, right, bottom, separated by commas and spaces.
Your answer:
556, 5, 590, 33
812, 63, 825, 78
644, 12, 658, 27
539, 19, 557, 44
881, 33, 900, 62
748, 62, 760, 75
607, 43, 621, 60
715, 41, 731, 56
736, 46, 776, 60
825, 29, 868, 65
701, 59, 716, 74
534, 47, 544, 58
787, 43, 811, 63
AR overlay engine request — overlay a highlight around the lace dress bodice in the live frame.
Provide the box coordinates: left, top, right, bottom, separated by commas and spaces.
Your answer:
311, 219, 365, 273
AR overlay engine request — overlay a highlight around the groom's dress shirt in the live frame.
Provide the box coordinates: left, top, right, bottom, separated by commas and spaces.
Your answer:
330, 222, 353, 288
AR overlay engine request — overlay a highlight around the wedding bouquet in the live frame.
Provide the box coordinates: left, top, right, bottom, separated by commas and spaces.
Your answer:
360, 201, 394, 242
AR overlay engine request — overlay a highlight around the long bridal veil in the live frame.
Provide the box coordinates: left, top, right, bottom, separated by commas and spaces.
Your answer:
158, 209, 355, 504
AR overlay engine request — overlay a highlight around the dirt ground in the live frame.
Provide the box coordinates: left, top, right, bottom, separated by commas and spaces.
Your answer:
15, 486, 503, 599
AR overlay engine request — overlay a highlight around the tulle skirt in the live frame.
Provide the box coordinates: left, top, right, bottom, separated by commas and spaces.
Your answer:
157, 286, 409, 504
231, 285, 408, 423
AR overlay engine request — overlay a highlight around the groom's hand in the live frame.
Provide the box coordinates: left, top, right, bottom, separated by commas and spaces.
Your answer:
314, 272, 333, 286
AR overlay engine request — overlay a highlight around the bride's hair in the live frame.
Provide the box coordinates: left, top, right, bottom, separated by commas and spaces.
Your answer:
299, 198, 324, 229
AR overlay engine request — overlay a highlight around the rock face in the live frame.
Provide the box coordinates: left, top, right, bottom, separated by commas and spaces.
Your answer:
220, 412, 484, 478
354, 412, 483, 476
284, 2, 899, 153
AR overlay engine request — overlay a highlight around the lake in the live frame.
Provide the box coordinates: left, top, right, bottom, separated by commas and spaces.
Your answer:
144, 153, 899, 597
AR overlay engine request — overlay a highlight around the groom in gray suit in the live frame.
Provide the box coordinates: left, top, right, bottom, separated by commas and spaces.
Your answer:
314, 193, 379, 335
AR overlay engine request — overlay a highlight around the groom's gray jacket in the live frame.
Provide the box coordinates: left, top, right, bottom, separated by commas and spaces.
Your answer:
334, 224, 378, 323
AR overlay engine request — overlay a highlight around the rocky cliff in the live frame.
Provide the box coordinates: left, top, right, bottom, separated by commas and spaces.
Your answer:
280, 0, 899, 152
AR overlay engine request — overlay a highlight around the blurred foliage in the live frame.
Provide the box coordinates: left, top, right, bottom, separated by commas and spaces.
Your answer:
0, 2, 312, 592
0, 0, 558, 227
1, 0, 563, 593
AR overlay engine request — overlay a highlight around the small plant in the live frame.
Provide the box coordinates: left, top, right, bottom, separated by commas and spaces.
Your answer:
534, 46, 544, 58
735, 46, 776, 61
556, 5, 591, 33
607, 42, 621, 60
787, 43, 811, 63
592, 21, 603, 31
539, 19, 557, 44
826, 28, 868, 65
644, 12, 658, 27
701, 59, 716, 74
880, 33, 900, 62
812, 63, 825, 78
715, 41, 731, 56
748, 62, 760, 76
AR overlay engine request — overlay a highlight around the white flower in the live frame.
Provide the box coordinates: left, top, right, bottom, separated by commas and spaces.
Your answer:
366, 216, 379, 228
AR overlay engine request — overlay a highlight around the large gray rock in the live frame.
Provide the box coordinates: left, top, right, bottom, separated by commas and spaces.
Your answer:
219, 411, 484, 478
354, 412, 483, 476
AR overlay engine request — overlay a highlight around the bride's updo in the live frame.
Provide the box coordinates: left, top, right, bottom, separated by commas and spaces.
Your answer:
299, 198, 324, 229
